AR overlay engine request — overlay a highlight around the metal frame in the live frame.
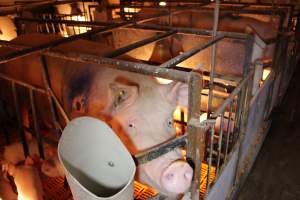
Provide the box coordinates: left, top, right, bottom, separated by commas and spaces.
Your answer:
0, 1, 299, 200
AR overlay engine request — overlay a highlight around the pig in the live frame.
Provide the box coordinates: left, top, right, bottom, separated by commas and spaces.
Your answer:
0, 172, 18, 200
0, 33, 193, 198
2, 157, 44, 200
0, 16, 17, 41
2, 133, 53, 165
41, 148, 65, 178
112, 10, 277, 76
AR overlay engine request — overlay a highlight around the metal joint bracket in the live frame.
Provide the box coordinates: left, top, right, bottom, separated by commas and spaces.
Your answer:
188, 117, 216, 130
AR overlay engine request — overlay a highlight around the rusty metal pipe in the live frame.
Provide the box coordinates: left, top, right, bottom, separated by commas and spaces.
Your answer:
104, 30, 177, 58
159, 34, 225, 68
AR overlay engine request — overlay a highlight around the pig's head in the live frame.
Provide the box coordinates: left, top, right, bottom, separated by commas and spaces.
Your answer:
63, 68, 192, 196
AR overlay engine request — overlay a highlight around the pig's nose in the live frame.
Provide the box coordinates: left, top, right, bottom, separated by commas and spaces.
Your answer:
160, 160, 193, 194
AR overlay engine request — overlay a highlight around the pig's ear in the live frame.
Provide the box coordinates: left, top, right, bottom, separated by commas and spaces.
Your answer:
163, 82, 188, 107
70, 95, 86, 118
109, 82, 138, 111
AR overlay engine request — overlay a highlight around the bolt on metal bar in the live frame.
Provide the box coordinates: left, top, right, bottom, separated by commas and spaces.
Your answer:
11, 82, 29, 157
135, 134, 187, 165
29, 88, 45, 159
224, 101, 233, 162
207, 0, 220, 116
215, 112, 224, 177
104, 30, 177, 58
159, 34, 225, 68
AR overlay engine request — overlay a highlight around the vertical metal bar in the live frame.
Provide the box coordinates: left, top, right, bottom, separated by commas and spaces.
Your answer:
181, 109, 185, 134
29, 88, 44, 159
207, 0, 220, 115
44, 14, 50, 34
205, 126, 215, 197
187, 72, 203, 200
49, 14, 56, 33
224, 101, 233, 162
234, 35, 254, 137
232, 67, 255, 189
0, 100, 10, 144
216, 112, 224, 177
11, 82, 29, 157
40, 56, 61, 138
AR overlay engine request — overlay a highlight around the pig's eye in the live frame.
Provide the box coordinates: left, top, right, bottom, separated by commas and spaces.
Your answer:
114, 89, 127, 108
129, 123, 135, 128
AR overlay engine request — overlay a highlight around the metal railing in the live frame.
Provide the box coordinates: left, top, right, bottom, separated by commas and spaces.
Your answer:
0, 1, 299, 200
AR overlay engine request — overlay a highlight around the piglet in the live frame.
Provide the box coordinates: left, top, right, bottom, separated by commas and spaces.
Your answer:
3, 133, 53, 165
0, 173, 17, 200
2, 157, 44, 200
3, 133, 39, 165
41, 148, 65, 178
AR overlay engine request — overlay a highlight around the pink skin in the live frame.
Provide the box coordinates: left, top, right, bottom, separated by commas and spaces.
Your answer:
2, 157, 44, 200
161, 160, 193, 194
138, 149, 193, 197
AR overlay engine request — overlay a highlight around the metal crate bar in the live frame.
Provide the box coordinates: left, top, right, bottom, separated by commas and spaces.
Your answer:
159, 34, 225, 68
0, 21, 128, 64
104, 30, 177, 58
29, 88, 45, 159
207, 0, 220, 116
211, 69, 254, 118
0, 8, 192, 65
0, 72, 47, 94
46, 50, 191, 82
11, 81, 29, 157
133, 23, 248, 40
187, 72, 204, 200
0, 39, 190, 82
15, 17, 112, 27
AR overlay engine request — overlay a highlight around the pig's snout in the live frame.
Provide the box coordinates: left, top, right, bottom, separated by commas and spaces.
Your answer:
160, 160, 193, 194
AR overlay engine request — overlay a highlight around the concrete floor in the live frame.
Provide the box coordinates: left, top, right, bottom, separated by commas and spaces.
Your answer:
238, 64, 300, 200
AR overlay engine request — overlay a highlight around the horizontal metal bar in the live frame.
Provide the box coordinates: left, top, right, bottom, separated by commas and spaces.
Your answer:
211, 69, 254, 118
135, 134, 187, 165
0, 0, 60, 16
0, 21, 130, 65
132, 23, 249, 40
0, 72, 47, 94
16, 17, 112, 27
0, 8, 190, 64
0, 0, 97, 15
0, 40, 190, 82
104, 30, 177, 58
46, 50, 191, 82
159, 34, 225, 68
